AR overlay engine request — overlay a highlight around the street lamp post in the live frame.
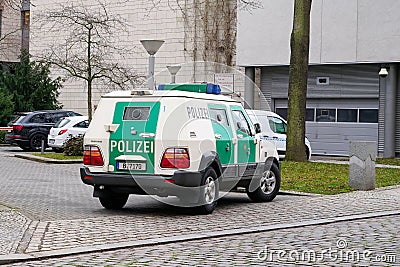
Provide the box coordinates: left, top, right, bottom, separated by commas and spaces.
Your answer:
167, 65, 181, 84
140, 40, 164, 90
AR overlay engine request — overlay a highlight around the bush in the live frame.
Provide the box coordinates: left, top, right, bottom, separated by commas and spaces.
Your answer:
63, 134, 84, 156
0, 131, 5, 144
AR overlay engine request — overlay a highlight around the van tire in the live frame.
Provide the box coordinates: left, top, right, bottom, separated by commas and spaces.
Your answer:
247, 163, 280, 202
99, 194, 128, 210
197, 167, 219, 214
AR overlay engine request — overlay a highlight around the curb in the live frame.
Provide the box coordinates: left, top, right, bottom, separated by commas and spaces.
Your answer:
278, 190, 322, 197
0, 209, 399, 265
14, 154, 82, 164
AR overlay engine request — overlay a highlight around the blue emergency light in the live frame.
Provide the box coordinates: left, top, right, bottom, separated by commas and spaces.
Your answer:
158, 83, 221, 95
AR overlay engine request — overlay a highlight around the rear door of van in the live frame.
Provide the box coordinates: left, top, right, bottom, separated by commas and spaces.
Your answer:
109, 102, 160, 174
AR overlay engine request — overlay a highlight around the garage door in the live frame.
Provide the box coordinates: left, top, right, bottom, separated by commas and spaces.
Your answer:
275, 99, 378, 156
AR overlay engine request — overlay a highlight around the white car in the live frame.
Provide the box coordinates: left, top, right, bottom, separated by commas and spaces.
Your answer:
48, 116, 89, 152
246, 109, 312, 160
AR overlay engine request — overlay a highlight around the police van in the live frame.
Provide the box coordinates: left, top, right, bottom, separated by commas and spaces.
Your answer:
80, 83, 281, 214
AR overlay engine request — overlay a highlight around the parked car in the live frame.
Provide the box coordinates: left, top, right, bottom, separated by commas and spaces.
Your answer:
5, 110, 82, 151
246, 109, 312, 160
48, 116, 89, 152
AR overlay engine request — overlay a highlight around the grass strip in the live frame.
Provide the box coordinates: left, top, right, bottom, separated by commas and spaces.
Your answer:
281, 161, 400, 195
31, 152, 82, 160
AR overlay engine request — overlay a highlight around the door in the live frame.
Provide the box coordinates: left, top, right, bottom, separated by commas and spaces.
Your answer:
230, 108, 256, 164
209, 106, 234, 165
109, 102, 160, 174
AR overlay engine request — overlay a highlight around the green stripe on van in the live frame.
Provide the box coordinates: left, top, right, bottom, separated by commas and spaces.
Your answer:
109, 102, 160, 174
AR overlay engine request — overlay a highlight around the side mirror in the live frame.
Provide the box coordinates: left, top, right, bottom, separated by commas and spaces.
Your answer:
254, 123, 261, 134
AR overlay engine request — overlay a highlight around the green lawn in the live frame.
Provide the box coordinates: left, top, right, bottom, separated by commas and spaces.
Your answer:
31, 152, 82, 160
376, 158, 400, 166
281, 161, 400, 195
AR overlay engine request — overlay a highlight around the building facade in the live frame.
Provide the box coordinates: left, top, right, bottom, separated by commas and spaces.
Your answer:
0, 0, 26, 64
237, 0, 400, 157
30, 0, 242, 115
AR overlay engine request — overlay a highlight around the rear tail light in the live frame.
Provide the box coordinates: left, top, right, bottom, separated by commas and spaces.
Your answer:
58, 129, 68, 135
13, 125, 23, 131
83, 145, 104, 166
160, 148, 190, 169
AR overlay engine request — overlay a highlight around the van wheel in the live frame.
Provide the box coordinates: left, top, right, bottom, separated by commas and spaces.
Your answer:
247, 163, 280, 202
99, 194, 128, 209
29, 133, 46, 151
197, 167, 219, 214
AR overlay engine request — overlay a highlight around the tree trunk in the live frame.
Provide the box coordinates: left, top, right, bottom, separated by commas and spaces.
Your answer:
285, 0, 312, 162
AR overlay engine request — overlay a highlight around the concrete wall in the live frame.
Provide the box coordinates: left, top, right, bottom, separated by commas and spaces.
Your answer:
0, 3, 21, 62
237, 0, 400, 66
30, 0, 187, 114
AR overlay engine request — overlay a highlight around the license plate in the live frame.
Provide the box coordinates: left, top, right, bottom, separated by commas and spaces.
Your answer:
117, 162, 146, 171
49, 139, 55, 144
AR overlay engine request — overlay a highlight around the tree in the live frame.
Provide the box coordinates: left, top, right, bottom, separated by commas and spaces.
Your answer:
40, 0, 143, 121
0, 89, 14, 125
0, 53, 62, 112
285, 0, 312, 162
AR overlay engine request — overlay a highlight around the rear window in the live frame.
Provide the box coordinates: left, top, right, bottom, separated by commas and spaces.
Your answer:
54, 119, 70, 128
123, 107, 151, 121
9, 115, 26, 125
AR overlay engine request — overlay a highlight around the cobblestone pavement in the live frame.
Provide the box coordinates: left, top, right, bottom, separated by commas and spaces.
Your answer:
0, 208, 29, 255
4, 215, 400, 266
1, 146, 400, 265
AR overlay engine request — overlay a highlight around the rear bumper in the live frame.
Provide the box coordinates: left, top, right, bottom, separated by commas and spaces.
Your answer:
5, 135, 28, 146
80, 167, 202, 197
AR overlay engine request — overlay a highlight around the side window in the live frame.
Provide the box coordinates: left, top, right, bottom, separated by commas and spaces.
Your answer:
29, 114, 46, 123
209, 108, 229, 126
232, 110, 252, 135
268, 117, 287, 134
74, 120, 89, 128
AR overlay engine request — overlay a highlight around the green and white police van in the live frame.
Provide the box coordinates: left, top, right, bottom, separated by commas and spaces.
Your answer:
80, 83, 280, 214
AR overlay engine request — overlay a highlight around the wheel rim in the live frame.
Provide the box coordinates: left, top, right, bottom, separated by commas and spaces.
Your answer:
260, 170, 276, 194
32, 135, 44, 149
204, 176, 216, 204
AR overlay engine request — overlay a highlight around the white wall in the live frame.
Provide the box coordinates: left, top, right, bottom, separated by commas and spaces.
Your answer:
0, 4, 21, 62
30, 0, 187, 114
237, 0, 400, 66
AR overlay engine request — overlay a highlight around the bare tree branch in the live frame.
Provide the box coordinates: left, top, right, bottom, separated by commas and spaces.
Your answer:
37, 0, 143, 120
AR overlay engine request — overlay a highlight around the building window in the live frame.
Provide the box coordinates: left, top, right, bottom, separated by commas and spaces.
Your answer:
275, 108, 288, 120
359, 109, 378, 123
337, 109, 358, 122
306, 109, 315, 122
316, 109, 336, 122
24, 11, 30, 25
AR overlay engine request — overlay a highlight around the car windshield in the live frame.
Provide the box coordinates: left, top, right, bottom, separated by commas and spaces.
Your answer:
54, 118, 71, 128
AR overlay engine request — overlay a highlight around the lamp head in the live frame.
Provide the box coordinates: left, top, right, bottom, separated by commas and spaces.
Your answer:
140, 40, 165, 55
379, 67, 388, 78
